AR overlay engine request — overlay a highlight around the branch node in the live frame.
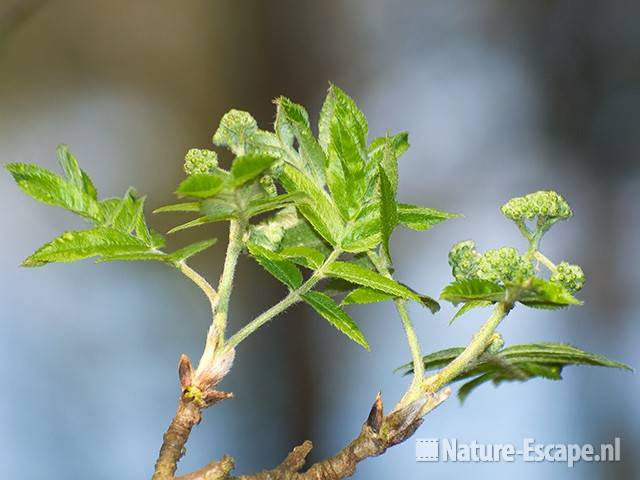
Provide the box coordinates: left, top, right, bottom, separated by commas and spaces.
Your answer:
389, 418, 424, 447
195, 347, 236, 393
384, 395, 428, 435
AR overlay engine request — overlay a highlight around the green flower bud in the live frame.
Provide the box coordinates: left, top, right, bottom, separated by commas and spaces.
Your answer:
476, 247, 534, 283
260, 175, 278, 197
183, 148, 218, 175
551, 262, 585, 293
212, 109, 258, 155
448, 240, 481, 281
501, 191, 572, 223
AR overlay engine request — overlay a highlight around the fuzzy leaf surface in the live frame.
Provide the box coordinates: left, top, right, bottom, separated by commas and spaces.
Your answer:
247, 243, 303, 289
326, 261, 420, 301
302, 290, 369, 350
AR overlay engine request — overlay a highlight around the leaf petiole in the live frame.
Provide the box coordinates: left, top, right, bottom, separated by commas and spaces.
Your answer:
224, 248, 343, 350
366, 250, 425, 405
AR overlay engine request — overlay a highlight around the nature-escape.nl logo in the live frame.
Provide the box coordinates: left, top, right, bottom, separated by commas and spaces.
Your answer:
415, 438, 621, 467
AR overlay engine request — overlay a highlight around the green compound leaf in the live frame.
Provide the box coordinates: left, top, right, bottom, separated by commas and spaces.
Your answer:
167, 216, 214, 234
326, 84, 368, 150
395, 347, 465, 374
398, 203, 461, 231
449, 300, 492, 325
97, 252, 169, 263
56, 144, 83, 189
98, 239, 217, 265
515, 278, 582, 308
368, 132, 409, 194
440, 279, 506, 305
153, 202, 201, 213
325, 261, 419, 301
104, 188, 145, 233
277, 97, 327, 184
22, 228, 152, 267
246, 192, 306, 218
318, 87, 337, 153
327, 125, 365, 218
80, 170, 98, 200
9, 146, 169, 267
302, 290, 369, 350
327, 127, 366, 218
456, 343, 632, 402
56, 145, 99, 201
275, 101, 296, 147
200, 198, 237, 222
277, 246, 326, 270
247, 242, 303, 289
231, 153, 276, 187
413, 291, 441, 314
320, 85, 370, 219
279, 163, 344, 245
169, 239, 217, 262
378, 166, 397, 259
6, 162, 102, 221
278, 217, 332, 255
338, 284, 439, 313
399, 343, 631, 402
341, 211, 382, 253
176, 173, 227, 199
341, 287, 394, 305
325, 152, 350, 219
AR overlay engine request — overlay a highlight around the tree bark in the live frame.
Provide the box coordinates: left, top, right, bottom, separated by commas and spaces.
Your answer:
153, 400, 202, 480
175, 388, 450, 480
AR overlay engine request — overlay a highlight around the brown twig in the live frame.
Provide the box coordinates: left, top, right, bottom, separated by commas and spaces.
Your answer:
153, 354, 233, 480
153, 399, 202, 480
175, 388, 450, 480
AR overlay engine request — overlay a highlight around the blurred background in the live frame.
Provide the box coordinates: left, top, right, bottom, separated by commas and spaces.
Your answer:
1, 1, 638, 478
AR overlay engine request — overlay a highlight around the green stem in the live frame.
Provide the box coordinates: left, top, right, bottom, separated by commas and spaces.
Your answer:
224, 290, 299, 350
366, 251, 424, 398
225, 248, 342, 350
195, 220, 244, 375
177, 261, 217, 312
516, 220, 533, 244
212, 220, 245, 337
424, 302, 512, 393
395, 300, 425, 397
534, 250, 556, 272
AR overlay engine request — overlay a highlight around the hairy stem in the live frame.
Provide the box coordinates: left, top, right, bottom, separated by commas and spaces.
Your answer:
213, 220, 245, 338
155, 245, 344, 479
424, 301, 512, 393
366, 251, 424, 401
177, 261, 217, 312
152, 222, 244, 480
395, 301, 424, 400
195, 220, 244, 375
225, 248, 342, 350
